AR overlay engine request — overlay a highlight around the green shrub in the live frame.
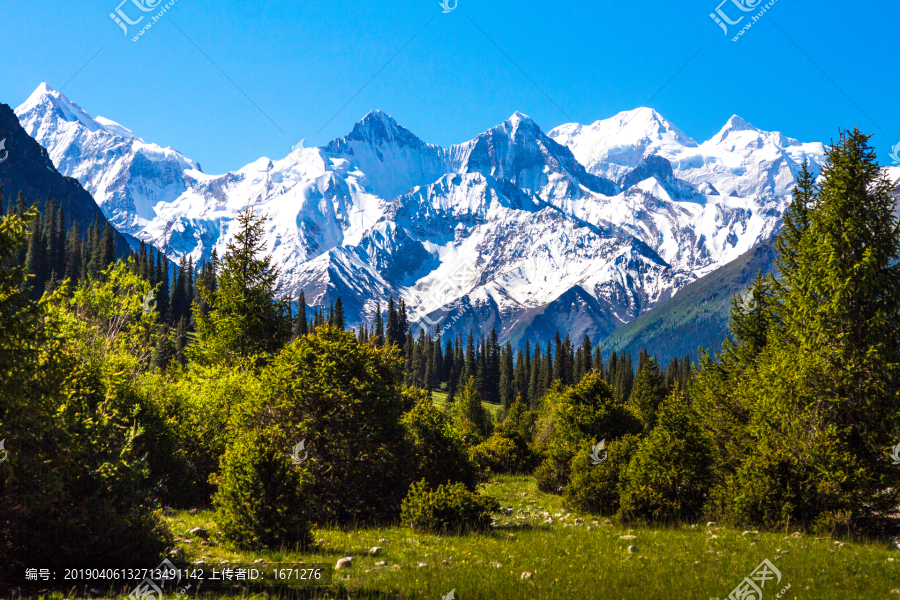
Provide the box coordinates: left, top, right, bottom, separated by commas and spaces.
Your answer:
401, 479, 500, 534
534, 373, 642, 494
564, 435, 639, 515
251, 327, 413, 525
471, 435, 523, 475
402, 392, 479, 490
617, 389, 712, 523
213, 430, 311, 550
136, 362, 261, 507
448, 378, 492, 445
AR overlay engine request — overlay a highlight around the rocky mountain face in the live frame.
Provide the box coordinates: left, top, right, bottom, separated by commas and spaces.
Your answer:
16, 84, 837, 349
0, 100, 132, 256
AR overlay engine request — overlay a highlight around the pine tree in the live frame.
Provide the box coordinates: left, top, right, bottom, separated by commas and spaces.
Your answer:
192, 208, 290, 363
293, 290, 308, 339
499, 341, 515, 408
332, 296, 345, 330
373, 300, 384, 347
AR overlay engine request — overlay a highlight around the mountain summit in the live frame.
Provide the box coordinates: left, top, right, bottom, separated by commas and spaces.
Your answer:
15, 84, 829, 349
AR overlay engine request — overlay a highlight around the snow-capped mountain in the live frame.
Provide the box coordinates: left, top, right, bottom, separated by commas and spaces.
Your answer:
15, 84, 834, 347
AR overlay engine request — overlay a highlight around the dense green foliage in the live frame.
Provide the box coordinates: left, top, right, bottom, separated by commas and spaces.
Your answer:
694, 130, 900, 534
400, 479, 500, 534
212, 429, 311, 550
0, 209, 170, 571
402, 391, 480, 490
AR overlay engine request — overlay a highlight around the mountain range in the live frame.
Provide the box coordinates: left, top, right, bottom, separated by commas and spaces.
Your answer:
14, 83, 840, 350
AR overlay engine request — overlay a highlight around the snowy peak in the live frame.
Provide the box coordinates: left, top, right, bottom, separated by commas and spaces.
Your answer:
709, 115, 759, 145
450, 111, 618, 197
335, 109, 428, 150
547, 107, 698, 181
16, 82, 101, 134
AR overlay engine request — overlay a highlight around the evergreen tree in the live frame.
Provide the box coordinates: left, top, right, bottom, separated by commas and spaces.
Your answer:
373, 299, 384, 347
332, 296, 345, 330
191, 208, 290, 363
293, 290, 308, 339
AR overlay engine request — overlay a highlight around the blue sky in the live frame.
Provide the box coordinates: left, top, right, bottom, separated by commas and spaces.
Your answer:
2, 0, 896, 174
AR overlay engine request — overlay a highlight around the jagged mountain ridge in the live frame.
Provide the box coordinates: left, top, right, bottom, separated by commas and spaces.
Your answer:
0, 101, 132, 256
15, 84, 831, 348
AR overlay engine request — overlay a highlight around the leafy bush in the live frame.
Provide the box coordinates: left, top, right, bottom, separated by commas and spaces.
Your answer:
564, 435, 639, 515
401, 392, 479, 490
400, 479, 499, 534
471, 435, 523, 475
534, 373, 642, 494
137, 362, 261, 507
617, 388, 712, 523
212, 430, 311, 550
448, 378, 493, 445
249, 327, 413, 525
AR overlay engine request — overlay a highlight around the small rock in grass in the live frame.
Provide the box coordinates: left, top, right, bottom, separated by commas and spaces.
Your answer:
521, 572, 532, 580
890, 590, 899, 595
574, 519, 583, 525
742, 531, 759, 536
379, 538, 387, 543
390, 565, 401, 570
441, 560, 450, 566
375, 561, 387, 567
791, 532, 802, 538
188, 508, 197, 515
188, 527, 207, 538
490, 562, 502, 568
417, 562, 428, 568
335, 557, 353, 570
254, 559, 264, 563
619, 535, 636, 540
627, 546, 638, 554
887, 557, 895, 562
706, 521, 716, 527
368, 547, 382, 556
169, 548, 185, 559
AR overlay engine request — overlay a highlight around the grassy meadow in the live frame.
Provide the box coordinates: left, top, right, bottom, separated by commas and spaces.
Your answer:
19, 475, 890, 600
163, 476, 899, 599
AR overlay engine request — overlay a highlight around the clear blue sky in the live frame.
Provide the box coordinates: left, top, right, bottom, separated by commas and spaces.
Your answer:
2, 0, 896, 174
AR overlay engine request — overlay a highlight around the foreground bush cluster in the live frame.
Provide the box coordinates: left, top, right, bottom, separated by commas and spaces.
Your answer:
1, 129, 898, 573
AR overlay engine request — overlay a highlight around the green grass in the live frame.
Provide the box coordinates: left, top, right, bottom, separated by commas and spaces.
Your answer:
143, 476, 898, 600
431, 391, 505, 421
